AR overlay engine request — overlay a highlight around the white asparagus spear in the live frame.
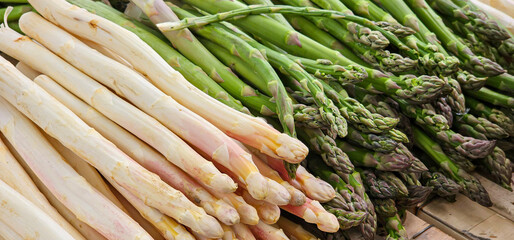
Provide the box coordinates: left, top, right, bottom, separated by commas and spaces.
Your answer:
0, 96, 153, 240
0, 178, 75, 240
0, 136, 85, 240
35, 74, 240, 226
15, 61, 40, 79
0, 220, 21, 240
210, 192, 260, 226
248, 221, 290, 240
19, 12, 283, 202
220, 224, 238, 240
6, 19, 235, 196
110, 180, 195, 240
0, 55, 223, 238
2, 133, 109, 240
276, 217, 319, 240
231, 224, 256, 240
295, 166, 336, 203
242, 190, 281, 225
27, 0, 308, 164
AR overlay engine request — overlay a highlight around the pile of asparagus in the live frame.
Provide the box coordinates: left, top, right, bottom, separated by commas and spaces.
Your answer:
0, 0, 512, 239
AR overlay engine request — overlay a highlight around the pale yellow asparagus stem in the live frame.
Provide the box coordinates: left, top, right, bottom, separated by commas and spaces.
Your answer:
110, 180, 195, 240
248, 221, 290, 240
46, 134, 165, 240
231, 224, 256, 240
0, 96, 153, 239
296, 166, 336, 203
28, 0, 308, 164
15, 61, 39, 79
80, 38, 134, 68
0, 55, 223, 238
242, 190, 281, 225
34, 74, 240, 226
0, 220, 22, 240
220, 224, 238, 240
210, 191, 260, 225
251, 151, 306, 206
1, 134, 105, 240
276, 217, 319, 240
281, 198, 339, 233
45, 135, 127, 212
0, 137, 85, 240
5, 21, 235, 196
108, 184, 167, 240
0, 179, 75, 240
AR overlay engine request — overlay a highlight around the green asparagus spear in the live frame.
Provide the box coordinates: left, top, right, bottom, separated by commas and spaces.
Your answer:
421, 171, 462, 201
466, 96, 514, 136
346, 126, 399, 153
0, 5, 32, 21
336, 141, 411, 171
242, 0, 294, 29
479, 147, 513, 191
455, 113, 509, 139
465, 87, 514, 109
359, 169, 399, 199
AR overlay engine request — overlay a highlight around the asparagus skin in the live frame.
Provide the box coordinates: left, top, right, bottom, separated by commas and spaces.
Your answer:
0, 54, 223, 238
486, 73, 514, 93
466, 96, 514, 136
9, 19, 237, 195
359, 169, 399, 199
384, 214, 408, 240
15, 61, 40, 79
243, 0, 294, 28
211, 191, 260, 225
395, 144, 428, 173
465, 87, 514, 108
396, 173, 433, 207
373, 198, 397, 219
337, 141, 411, 172
413, 127, 492, 206
377, 172, 410, 198
0, 96, 153, 239
242, 190, 281, 224
276, 217, 318, 240
64, 0, 309, 164
446, 76, 467, 114
232, 223, 256, 240
248, 221, 290, 240
479, 147, 513, 191
0, 138, 85, 240
404, 0, 505, 76
345, 171, 377, 240
421, 171, 462, 200
281, 197, 340, 232
0, 179, 76, 240
295, 165, 336, 203
35, 75, 240, 226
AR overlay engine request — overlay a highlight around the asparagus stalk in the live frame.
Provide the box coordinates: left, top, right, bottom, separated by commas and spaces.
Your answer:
242, 190, 281, 224
413, 127, 492, 206
0, 5, 32, 21
345, 171, 377, 240
35, 75, 240, 226
232, 223, 256, 240
396, 173, 433, 207
404, 0, 505, 76
243, 0, 294, 28
0, 53, 223, 238
421, 171, 462, 200
0, 96, 154, 239
373, 198, 397, 219
64, 0, 309, 164
0, 138, 85, 240
276, 217, 319, 240
359, 169, 399, 199
479, 147, 513, 191
281, 197, 340, 233
446, 76, 467, 114
210, 191, 260, 226
465, 87, 514, 108
486, 73, 514, 93
10, 18, 237, 195
376, 172, 410, 198
248, 221, 290, 240
384, 214, 408, 240
295, 165, 336, 203
346, 126, 400, 152
395, 144, 429, 173
0, 179, 76, 240
466, 96, 514, 136
336, 141, 411, 171
15, 61, 40, 79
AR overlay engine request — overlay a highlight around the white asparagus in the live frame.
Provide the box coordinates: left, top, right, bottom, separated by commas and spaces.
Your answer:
220, 224, 238, 240
15, 61, 40, 80
276, 217, 319, 240
35, 74, 240, 226
471, 0, 514, 33
27, 0, 308, 164
0, 136, 85, 240
0, 219, 22, 240
0, 54, 223, 238
18, 12, 286, 202
231, 224, 256, 240
242, 190, 281, 225
211, 192, 260, 226
0, 96, 153, 240
474, 0, 514, 18
9, 16, 235, 196
248, 221, 290, 240
110, 180, 195, 240
2, 133, 109, 240
0, 178, 75, 240
295, 166, 336, 203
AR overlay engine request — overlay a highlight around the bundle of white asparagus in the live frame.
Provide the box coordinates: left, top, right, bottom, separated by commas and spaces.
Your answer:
0, 0, 339, 239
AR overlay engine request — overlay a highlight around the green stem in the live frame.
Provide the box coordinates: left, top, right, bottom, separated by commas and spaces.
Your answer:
0, 4, 32, 21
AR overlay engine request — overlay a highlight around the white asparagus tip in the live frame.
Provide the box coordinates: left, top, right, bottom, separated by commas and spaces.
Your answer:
302, 179, 336, 203
238, 204, 260, 226
245, 172, 270, 200
210, 173, 238, 193
263, 178, 292, 206
283, 183, 306, 206
316, 211, 340, 233
212, 199, 240, 225
181, 211, 224, 238
275, 133, 309, 163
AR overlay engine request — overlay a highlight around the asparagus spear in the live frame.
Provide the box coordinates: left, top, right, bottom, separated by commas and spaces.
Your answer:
421, 171, 462, 201
479, 147, 513, 191
281, 197, 340, 233
466, 96, 514, 136
395, 144, 429, 173
0, 179, 76, 240
296, 165, 336, 203
359, 169, 399, 199
248, 221, 291, 240
426, 0, 510, 42
210, 191, 259, 226
35, 75, 241, 226
345, 171, 378, 240
346, 126, 400, 153
446, 75, 467, 114
64, 0, 309, 164
413, 127, 492, 206
455, 113, 509, 139
0, 5, 32, 21
337, 141, 411, 171
242, 190, 281, 225
232, 223, 257, 240
465, 87, 514, 108
486, 73, 514, 93
396, 173, 433, 207
373, 198, 397, 219
243, 0, 294, 28
276, 217, 319, 240
384, 214, 409, 240
376, 172, 410, 198
404, 0, 505, 76
0, 96, 154, 239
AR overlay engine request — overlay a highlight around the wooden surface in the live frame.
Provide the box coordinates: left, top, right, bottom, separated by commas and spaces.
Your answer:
414, 175, 514, 240
403, 212, 454, 240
